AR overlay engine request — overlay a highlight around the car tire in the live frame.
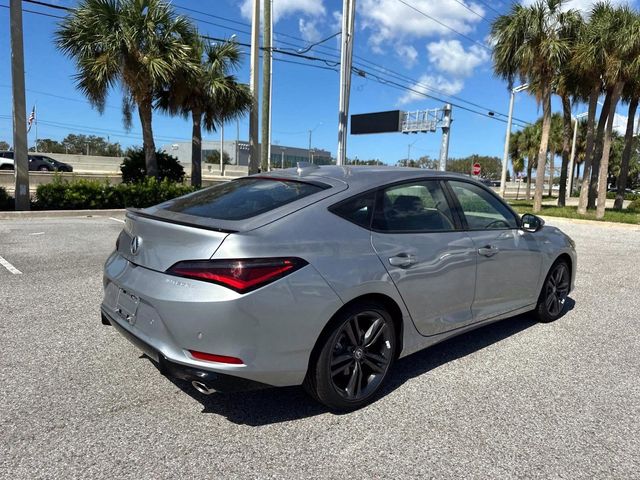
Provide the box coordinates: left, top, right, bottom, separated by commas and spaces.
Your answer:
534, 260, 570, 323
38, 166, 50, 172
304, 302, 397, 411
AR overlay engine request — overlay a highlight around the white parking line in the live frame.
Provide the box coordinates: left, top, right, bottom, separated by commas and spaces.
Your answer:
109, 217, 125, 224
0, 256, 22, 275
29, 232, 45, 236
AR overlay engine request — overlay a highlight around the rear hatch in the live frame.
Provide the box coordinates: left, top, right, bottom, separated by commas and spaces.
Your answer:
117, 175, 347, 272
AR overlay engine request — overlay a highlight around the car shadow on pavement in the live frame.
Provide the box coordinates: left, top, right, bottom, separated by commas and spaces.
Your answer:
166, 298, 575, 426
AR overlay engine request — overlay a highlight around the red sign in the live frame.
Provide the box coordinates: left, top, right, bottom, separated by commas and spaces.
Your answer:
472, 163, 481, 176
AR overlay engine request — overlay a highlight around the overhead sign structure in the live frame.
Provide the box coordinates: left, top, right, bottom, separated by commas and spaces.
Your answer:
473, 162, 481, 176
350, 110, 403, 135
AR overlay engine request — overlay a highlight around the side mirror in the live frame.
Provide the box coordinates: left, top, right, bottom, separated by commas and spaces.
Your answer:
521, 213, 545, 232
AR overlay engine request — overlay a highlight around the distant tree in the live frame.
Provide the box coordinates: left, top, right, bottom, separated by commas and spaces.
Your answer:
0, 140, 10, 151
120, 147, 185, 183
203, 149, 231, 165
61, 134, 121, 156
396, 156, 438, 169
32, 138, 65, 153
447, 155, 503, 179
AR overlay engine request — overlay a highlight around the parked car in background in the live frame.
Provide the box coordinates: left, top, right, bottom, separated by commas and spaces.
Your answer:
30, 154, 73, 172
102, 166, 577, 411
0, 151, 15, 170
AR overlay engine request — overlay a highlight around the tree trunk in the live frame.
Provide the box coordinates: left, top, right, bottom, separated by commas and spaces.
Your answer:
138, 101, 158, 178
533, 89, 552, 213
191, 110, 203, 188
526, 161, 533, 200
577, 83, 600, 214
558, 95, 572, 207
614, 96, 638, 210
576, 161, 581, 183
596, 82, 624, 219
548, 150, 554, 197
588, 88, 612, 209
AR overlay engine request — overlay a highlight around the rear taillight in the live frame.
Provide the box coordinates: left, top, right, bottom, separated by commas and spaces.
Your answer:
166, 257, 308, 293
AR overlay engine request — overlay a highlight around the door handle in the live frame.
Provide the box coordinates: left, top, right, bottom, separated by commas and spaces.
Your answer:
478, 245, 499, 257
388, 253, 417, 268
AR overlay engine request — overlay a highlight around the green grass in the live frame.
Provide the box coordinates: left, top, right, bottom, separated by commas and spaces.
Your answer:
508, 200, 640, 225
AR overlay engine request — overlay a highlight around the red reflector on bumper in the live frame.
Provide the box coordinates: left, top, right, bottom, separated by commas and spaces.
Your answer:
189, 350, 244, 365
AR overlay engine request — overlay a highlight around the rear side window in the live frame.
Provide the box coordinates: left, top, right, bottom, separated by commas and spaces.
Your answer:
164, 178, 328, 220
330, 191, 376, 228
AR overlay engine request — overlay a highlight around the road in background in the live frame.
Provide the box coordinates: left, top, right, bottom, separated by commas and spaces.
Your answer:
1, 215, 639, 478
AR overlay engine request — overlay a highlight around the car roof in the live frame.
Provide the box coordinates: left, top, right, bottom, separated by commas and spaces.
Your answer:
257, 165, 478, 193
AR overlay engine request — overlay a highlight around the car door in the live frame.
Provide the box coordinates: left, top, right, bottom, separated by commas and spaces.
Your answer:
370, 180, 477, 337
446, 180, 543, 321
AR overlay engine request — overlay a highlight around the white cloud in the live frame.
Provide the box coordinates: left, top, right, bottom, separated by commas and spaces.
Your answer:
426, 40, 489, 77
395, 44, 419, 68
359, 0, 484, 50
239, 0, 326, 23
298, 19, 322, 42
398, 75, 464, 104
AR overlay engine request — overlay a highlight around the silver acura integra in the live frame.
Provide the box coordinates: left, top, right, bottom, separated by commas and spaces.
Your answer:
102, 165, 576, 411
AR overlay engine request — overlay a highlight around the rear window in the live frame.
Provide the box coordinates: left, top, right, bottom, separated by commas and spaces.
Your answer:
164, 177, 329, 220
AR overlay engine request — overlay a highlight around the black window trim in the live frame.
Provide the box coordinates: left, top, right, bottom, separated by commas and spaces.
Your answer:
443, 178, 522, 231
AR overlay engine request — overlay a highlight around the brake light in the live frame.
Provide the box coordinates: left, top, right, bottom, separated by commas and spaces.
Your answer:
189, 350, 244, 365
166, 257, 308, 293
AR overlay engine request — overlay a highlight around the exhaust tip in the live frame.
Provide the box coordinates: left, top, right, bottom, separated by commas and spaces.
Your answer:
192, 380, 215, 395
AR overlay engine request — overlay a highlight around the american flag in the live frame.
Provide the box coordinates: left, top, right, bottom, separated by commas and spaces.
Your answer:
27, 106, 35, 133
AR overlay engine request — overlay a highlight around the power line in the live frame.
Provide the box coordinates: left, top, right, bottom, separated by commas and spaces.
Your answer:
394, 0, 492, 51
10, 0, 532, 129
450, 0, 491, 23
474, 0, 503, 16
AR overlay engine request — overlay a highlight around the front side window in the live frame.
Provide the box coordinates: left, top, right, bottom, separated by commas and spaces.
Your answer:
448, 180, 518, 230
373, 181, 455, 232
164, 177, 328, 220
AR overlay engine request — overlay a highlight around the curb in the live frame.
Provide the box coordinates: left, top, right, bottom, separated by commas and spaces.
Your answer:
540, 215, 640, 230
0, 209, 126, 220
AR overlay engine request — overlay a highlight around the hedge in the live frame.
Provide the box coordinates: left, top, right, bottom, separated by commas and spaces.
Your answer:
0, 186, 12, 210
34, 176, 196, 210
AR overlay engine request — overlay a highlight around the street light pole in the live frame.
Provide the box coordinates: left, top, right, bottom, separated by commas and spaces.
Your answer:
248, 0, 260, 174
308, 122, 322, 163
500, 84, 528, 198
337, 0, 356, 166
10, 0, 29, 210
567, 112, 587, 199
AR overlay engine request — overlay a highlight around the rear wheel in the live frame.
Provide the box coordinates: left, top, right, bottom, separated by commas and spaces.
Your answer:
304, 303, 396, 411
535, 260, 570, 323
38, 166, 50, 172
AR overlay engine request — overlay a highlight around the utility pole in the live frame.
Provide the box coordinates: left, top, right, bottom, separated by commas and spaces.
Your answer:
261, 0, 272, 172
248, 0, 260, 174
220, 122, 225, 176
10, 0, 29, 210
438, 104, 452, 171
567, 116, 578, 198
236, 119, 240, 166
337, 0, 356, 166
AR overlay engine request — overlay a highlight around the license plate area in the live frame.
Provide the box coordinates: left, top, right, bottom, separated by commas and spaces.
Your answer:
115, 289, 140, 325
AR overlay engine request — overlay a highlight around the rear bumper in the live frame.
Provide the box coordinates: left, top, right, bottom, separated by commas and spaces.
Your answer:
102, 309, 269, 392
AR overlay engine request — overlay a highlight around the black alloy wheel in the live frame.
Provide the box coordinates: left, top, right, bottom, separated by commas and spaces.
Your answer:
536, 261, 570, 323
305, 303, 396, 411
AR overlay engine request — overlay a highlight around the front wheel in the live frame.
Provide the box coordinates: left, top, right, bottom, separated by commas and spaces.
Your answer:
304, 303, 397, 411
535, 260, 570, 323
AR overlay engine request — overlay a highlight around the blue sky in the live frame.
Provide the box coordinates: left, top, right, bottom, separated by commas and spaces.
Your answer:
0, 0, 635, 164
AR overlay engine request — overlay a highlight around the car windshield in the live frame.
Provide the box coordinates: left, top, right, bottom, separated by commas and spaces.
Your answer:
163, 177, 329, 220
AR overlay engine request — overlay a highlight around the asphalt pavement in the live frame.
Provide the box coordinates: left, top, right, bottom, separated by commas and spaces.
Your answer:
1, 214, 639, 479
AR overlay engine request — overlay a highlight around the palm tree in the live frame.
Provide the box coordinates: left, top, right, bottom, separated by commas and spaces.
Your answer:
615, 80, 640, 210
594, 7, 639, 219
158, 37, 252, 187
492, 0, 581, 213
56, 0, 196, 178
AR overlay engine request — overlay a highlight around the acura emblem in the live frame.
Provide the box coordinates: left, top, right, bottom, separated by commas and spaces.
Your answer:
130, 236, 142, 255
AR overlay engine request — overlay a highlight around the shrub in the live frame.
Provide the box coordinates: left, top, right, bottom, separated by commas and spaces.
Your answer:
0, 186, 13, 210
120, 147, 185, 183
35, 176, 195, 210
628, 199, 640, 213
